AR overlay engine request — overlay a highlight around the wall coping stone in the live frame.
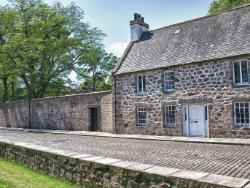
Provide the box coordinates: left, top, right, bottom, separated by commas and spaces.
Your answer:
127, 163, 155, 171
144, 166, 181, 176
0, 139, 249, 188
110, 161, 140, 168
0, 90, 111, 104
172, 170, 209, 181
94, 157, 122, 165
80, 155, 105, 162
71, 154, 92, 159
200, 174, 250, 188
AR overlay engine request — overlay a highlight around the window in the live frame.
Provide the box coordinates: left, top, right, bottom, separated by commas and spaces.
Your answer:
234, 102, 250, 127
233, 61, 249, 85
164, 106, 176, 127
164, 72, 175, 91
137, 107, 147, 127
137, 75, 146, 93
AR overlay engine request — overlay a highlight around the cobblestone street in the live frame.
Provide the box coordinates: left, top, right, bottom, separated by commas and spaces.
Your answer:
0, 129, 249, 179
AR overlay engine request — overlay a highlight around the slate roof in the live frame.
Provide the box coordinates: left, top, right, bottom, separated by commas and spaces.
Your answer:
114, 5, 250, 75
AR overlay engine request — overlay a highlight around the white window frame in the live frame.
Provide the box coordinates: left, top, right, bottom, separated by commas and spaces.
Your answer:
233, 60, 249, 85
164, 71, 175, 92
234, 102, 250, 127
137, 107, 147, 127
164, 105, 176, 127
137, 75, 146, 93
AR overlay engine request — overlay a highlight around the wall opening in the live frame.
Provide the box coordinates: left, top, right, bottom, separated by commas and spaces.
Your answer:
89, 107, 99, 131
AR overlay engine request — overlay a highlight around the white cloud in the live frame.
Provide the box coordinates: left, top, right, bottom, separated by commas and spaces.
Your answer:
109, 41, 129, 57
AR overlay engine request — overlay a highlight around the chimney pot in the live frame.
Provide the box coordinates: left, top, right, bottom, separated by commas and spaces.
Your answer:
134, 13, 137, 20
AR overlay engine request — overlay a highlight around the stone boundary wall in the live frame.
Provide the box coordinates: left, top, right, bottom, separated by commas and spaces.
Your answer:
0, 91, 113, 132
0, 139, 249, 188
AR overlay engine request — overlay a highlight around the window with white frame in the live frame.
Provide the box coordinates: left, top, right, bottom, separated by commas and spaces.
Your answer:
234, 102, 250, 127
164, 72, 175, 91
164, 105, 176, 127
137, 75, 146, 93
233, 61, 249, 85
137, 107, 147, 127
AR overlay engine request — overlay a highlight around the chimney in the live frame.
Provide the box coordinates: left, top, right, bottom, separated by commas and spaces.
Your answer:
130, 13, 149, 41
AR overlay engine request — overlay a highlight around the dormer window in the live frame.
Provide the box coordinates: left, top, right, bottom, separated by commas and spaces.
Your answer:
233, 61, 249, 85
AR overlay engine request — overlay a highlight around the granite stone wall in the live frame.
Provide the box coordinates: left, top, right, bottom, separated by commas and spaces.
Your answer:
0, 91, 113, 132
114, 56, 250, 138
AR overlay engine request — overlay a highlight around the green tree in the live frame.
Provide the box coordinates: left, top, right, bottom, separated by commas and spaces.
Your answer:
2, 0, 105, 99
0, 7, 17, 101
209, 0, 250, 15
76, 48, 117, 92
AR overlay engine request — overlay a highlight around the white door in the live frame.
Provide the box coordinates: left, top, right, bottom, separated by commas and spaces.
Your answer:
189, 105, 205, 137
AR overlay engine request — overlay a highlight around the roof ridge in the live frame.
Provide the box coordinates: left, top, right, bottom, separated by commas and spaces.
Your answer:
150, 4, 250, 33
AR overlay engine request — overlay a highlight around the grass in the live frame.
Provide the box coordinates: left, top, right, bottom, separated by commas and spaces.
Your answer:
0, 158, 77, 188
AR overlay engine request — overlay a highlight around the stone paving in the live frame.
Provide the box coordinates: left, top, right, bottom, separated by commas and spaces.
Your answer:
0, 129, 249, 180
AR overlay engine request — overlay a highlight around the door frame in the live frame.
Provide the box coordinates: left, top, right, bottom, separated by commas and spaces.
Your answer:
88, 106, 100, 132
182, 104, 209, 137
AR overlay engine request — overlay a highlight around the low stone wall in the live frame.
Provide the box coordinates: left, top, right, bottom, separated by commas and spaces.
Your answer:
0, 139, 249, 188
0, 91, 113, 132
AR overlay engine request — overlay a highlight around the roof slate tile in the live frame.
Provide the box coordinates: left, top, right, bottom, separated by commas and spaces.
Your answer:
115, 5, 250, 75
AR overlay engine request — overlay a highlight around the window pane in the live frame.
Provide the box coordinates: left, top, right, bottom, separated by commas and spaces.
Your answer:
165, 106, 176, 127
234, 102, 250, 127
143, 76, 146, 92
234, 62, 241, 83
138, 76, 142, 92
241, 61, 248, 83
164, 72, 175, 91
138, 76, 146, 92
138, 107, 147, 127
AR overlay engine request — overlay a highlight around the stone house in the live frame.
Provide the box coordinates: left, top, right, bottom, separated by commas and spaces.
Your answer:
112, 5, 250, 138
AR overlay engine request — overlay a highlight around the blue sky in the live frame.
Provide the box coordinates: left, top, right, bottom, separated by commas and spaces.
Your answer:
78, 0, 212, 56
0, 0, 212, 57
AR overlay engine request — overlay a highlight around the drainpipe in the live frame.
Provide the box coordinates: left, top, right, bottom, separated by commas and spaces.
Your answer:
112, 73, 117, 134
28, 92, 31, 129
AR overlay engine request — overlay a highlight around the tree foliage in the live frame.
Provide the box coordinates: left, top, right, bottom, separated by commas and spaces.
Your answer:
0, 0, 117, 101
209, 0, 250, 14
75, 48, 117, 92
